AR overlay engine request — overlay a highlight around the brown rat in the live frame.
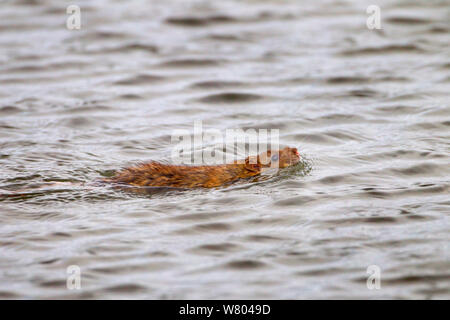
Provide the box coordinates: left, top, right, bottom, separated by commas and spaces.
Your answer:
105, 147, 300, 189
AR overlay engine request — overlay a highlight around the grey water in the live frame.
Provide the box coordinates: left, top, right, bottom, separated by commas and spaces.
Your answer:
0, 0, 449, 299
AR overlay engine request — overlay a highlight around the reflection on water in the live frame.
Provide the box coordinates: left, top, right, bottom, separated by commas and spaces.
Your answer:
0, 0, 449, 299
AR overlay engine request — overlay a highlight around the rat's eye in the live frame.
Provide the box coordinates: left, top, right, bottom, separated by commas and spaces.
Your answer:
271, 154, 279, 161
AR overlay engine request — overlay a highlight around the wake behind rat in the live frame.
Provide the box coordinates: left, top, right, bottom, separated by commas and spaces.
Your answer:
0, 147, 301, 199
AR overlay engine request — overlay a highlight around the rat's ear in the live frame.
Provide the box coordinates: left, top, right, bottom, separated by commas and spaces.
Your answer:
258, 150, 271, 166
245, 156, 261, 172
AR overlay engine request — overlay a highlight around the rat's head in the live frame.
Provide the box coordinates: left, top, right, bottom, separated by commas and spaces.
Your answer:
244, 147, 301, 172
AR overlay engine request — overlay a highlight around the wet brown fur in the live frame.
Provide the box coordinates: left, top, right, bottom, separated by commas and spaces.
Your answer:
105, 147, 300, 189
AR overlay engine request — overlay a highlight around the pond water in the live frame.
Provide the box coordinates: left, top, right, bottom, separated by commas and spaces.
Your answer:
0, 0, 449, 299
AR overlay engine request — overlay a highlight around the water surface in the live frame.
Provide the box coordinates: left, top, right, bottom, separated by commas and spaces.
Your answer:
0, 0, 449, 299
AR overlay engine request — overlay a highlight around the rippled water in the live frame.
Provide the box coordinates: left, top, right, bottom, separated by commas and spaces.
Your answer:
0, 0, 449, 299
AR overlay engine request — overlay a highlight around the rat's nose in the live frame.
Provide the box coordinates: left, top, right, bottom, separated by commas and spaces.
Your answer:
293, 148, 299, 156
